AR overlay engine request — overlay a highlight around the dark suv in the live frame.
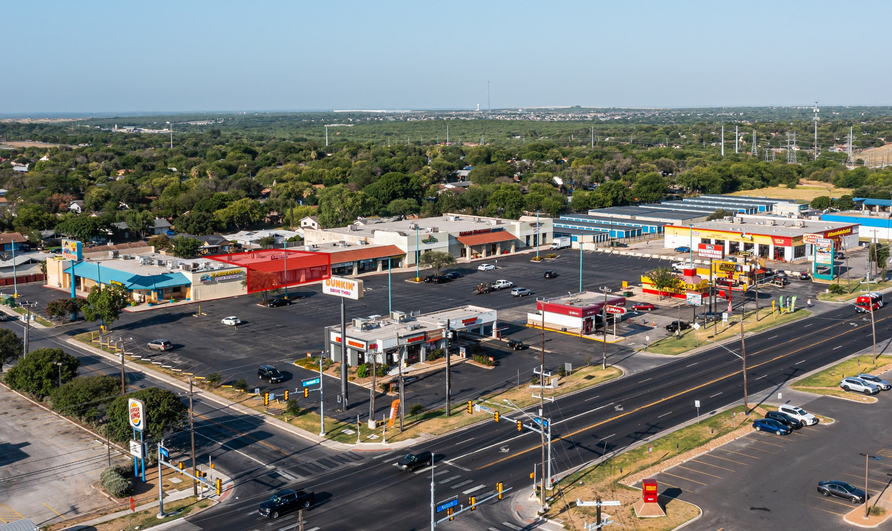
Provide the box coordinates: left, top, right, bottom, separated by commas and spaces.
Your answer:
397, 451, 433, 471
764, 410, 802, 429
258, 365, 284, 383
258, 489, 315, 519
507, 339, 524, 350
267, 297, 292, 307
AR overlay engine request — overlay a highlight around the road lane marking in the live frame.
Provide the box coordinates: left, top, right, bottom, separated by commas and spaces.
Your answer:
479, 312, 877, 470
767, 335, 777, 340
833, 345, 843, 350
463, 484, 486, 494
267, 514, 295, 525
583, 395, 601, 402
755, 375, 767, 380
660, 471, 706, 486
599, 433, 615, 441
709, 392, 722, 398
677, 465, 721, 479
657, 411, 672, 419
413, 466, 433, 474
796, 360, 806, 364
686, 362, 698, 367
372, 452, 394, 460
690, 459, 734, 472
639, 378, 652, 383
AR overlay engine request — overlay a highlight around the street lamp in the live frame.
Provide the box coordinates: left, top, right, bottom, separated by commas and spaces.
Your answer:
859, 453, 878, 519
52, 361, 63, 387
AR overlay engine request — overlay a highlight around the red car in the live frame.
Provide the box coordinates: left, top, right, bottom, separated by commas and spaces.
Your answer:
631, 303, 655, 311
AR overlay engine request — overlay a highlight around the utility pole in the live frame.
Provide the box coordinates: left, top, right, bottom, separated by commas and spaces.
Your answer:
340, 296, 348, 410
740, 287, 748, 411
600, 287, 611, 369
871, 234, 878, 360
445, 319, 451, 416
540, 310, 547, 510
188, 379, 198, 496
120, 348, 126, 396
399, 345, 405, 431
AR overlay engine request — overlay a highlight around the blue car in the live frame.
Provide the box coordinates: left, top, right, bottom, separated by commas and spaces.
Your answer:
752, 418, 791, 435
674, 246, 691, 253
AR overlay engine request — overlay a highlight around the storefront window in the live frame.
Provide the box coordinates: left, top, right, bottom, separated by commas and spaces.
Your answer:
793, 245, 806, 259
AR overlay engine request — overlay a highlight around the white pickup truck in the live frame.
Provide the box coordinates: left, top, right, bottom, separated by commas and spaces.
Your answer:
492, 279, 514, 290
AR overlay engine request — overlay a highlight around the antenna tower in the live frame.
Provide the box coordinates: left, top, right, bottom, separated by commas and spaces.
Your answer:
847, 126, 854, 165
752, 129, 757, 157
786, 133, 797, 164
735, 125, 739, 154
813, 101, 819, 160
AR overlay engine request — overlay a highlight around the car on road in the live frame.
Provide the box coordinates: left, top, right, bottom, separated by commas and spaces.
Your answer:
674, 246, 691, 253
665, 321, 690, 333
817, 481, 866, 504
752, 418, 792, 435
267, 297, 292, 307
764, 410, 802, 429
507, 339, 524, 350
777, 405, 819, 426
444, 272, 461, 279
511, 287, 532, 297
493, 280, 514, 290
221, 316, 241, 326
856, 373, 891, 390
258, 489, 315, 519
671, 262, 693, 272
544, 270, 558, 279
258, 365, 284, 383
478, 263, 495, 271
631, 302, 655, 311
147, 339, 173, 351
840, 377, 880, 395
397, 451, 433, 471
0, 314, 6, 322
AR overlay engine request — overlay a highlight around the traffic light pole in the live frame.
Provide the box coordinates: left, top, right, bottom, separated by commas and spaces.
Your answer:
503, 400, 552, 496
445, 319, 451, 417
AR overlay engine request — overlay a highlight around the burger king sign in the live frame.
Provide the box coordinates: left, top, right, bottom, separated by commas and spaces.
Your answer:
128, 398, 146, 432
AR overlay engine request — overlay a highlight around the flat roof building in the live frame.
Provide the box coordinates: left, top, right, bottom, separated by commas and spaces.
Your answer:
527, 291, 627, 336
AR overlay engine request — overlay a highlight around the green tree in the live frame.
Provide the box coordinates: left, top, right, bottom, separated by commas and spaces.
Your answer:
0, 328, 23, 372
106, 387, 187, 444
44, 298, 86, 322
593, 180, 632, 208
5, 348, 80, 399
50, 375, 120, 423
631, 172, 668, 203
214, 198, 261, 230
257, 236, 277, 248
706, 208, 735, 221
82, 285, 130, 331
419, 250, 456, 276
170, 235, 202, 258
175, 211, 221, 235
125, 210, 155, 238
835, 195, 856, 211
55, 216, 108, 241
809, 196, 831, 210
386, 198, 419, 217
317, 185, 371, 228
646, 267, 683, 300
868, 242, 891, 281
84, 187, 113, 212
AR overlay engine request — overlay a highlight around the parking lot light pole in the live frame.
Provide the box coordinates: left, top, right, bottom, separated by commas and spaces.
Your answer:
859, 453, 875, 519
600, 287, 611, 369
52, 361, 62, 387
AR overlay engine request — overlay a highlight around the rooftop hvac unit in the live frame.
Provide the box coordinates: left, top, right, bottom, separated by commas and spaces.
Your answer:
437, 320, 449, 328
108, 250, 119, 259
352, 317, 369, 329
167, 260, 178, 269
408, 223, 418, 230
473, 217, 480, 222
155, 259, 165, 267
431, 227, 439, 232
391, 311, 409, 323
358, 240, 369, 245
489, 219, 501, 225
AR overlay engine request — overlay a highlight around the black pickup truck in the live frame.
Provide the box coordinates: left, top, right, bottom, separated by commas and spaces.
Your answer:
259, 489, 315, 519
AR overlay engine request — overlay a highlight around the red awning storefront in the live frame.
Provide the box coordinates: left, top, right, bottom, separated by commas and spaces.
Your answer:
456, 231, 518, 247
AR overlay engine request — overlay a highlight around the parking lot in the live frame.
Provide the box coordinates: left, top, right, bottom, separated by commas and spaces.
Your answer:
641, 391, 892, 530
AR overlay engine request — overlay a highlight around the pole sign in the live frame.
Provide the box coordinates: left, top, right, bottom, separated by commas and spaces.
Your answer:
128, 398, 145, 432
685, 293, 702, 306
604, 305, 626, 315
129, 440, 144, 459
61, 239, 83, 261
697, 243, 723, 260
302, 377, 321, 387
322, 276, 364, 300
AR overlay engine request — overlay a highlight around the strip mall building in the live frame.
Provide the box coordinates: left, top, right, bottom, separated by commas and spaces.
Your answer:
663, 215, 859, 263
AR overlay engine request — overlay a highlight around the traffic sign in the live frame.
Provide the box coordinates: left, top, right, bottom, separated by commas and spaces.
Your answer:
533, 417, 549, 428
302, 377, 321, 387
436, 497, 458, 513
159, 446, 169, 459
605, 305, 626, 315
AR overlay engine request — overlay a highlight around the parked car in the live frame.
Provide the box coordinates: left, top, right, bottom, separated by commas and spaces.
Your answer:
0, 313, 7, 321
544, 270, 558, 279
444, 272, 461, 279
777, 405, 819, 426
258, 365, 284, 383
258, 489, 316, 519
507, 339, 524, 350
775, 270, 788, 279
147, 339, 173, 351
764, 410, 802, 429
631, 302, 655, 312
695, 311, 718, 322
671, 262, 693, 272
798, 271, 810, 280
493, 280, 514, 290
478, 263, 495, 271
856, 373, 891, 391
771, 277, 788, 287
665, 321, 690, 333
422, 275, 436, 283
674, 246, 691, 253
752, 418, 791, 435
397, 451, 433, 471
511, 287, 532, 297
817, 481, 866, 504
267, 297, 292, 307
221, 316, 241, 326
840, 377, 880, 395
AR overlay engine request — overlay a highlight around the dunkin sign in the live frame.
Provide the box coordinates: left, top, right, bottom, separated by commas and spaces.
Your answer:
128, 398, 145, 432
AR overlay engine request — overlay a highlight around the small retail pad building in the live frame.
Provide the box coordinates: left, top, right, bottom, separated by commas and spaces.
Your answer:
527, 292, 627, 335
322, 306, 498, 366
663, 215, 860, 262
303, 213, 553, 267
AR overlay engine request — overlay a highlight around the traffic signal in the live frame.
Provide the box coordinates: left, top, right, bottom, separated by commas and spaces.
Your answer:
304, 387, 309, 398
447, 507, 454, 521
284, 390, 289, 401
470, 496, 476, 510
216, 478, 222, 496
178, 462, 184, 472
467, 400, 473, 414
494, 411, 500, 423
264, 392, 269, 406
517, 420, 522, 432
497, 482, 503, 500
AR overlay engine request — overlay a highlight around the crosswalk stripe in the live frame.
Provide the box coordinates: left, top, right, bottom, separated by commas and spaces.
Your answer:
439, 474, 461, 484
451, 480, 474, 489
372, 452, 394, 460
502, 522, 522, 530
463, 484, 486, 494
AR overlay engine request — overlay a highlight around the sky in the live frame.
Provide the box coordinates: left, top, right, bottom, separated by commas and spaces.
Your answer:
3, 0, 891, 114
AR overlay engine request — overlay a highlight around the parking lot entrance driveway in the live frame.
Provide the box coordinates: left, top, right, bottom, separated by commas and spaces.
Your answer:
637, 394, 892, 530
0, 385, 120, 527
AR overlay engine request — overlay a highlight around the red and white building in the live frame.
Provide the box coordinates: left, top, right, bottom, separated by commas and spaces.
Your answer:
527, 291, 626, 335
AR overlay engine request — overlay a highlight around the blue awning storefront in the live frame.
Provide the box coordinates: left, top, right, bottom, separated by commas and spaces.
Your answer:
70, 262, 191, 292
